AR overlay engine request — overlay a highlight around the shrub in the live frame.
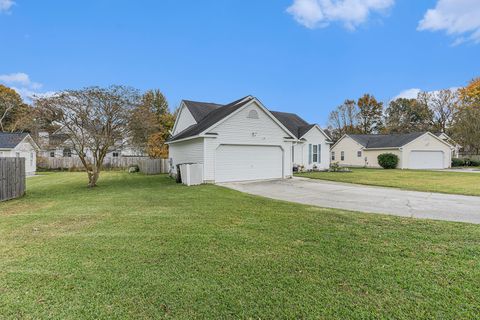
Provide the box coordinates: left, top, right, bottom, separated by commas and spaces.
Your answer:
378, 153, 399, 169
329, 162, 341, 172
451, 158, 465, 167
470, 159, 480, 167
128, 165, 139, 173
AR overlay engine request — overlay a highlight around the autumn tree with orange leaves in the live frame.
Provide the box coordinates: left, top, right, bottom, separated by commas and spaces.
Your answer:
453, 78, 480, 154
129, 89, 175, 158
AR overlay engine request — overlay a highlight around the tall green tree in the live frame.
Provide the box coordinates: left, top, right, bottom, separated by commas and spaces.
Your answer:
129, 89, 175, 158
142, 89, 169, 117
357, 94, 383, 134
384, 98, 433, 134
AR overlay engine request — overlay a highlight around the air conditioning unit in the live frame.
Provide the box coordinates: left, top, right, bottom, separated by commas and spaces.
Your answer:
179, 163, 203, 186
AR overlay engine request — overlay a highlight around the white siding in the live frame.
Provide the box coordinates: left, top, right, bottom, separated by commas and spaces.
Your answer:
3, 139, 37, 175
294, 127, 330, 170
203, 101, 293, 182
168, 137, 204, 174
172, 105, 197, 135
331, 136, 367, 167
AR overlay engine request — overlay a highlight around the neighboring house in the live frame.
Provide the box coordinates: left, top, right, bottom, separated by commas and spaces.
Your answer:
167, 95, 332, 183
331, 132, 453, 169
37, 127, 146, 161
435, 132, 461, 158
0, 132, 40, 175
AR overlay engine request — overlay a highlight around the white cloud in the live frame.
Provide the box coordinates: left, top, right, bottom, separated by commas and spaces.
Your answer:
287, 0, 395, 30
0, 72, 51, 102
418, 0, 480, 44
392, 87, 460, 101
0, 0, 15, 13
0, 72, 31, 86
393, 88, 421, 100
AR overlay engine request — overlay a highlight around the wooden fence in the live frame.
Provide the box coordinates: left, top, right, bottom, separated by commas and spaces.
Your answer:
138, 159, 170, 175
459, 154, 480, 161
0, 157, 26, 202
38, 156, 151, 170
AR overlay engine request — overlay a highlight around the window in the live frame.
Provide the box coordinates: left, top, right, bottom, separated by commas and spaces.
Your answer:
357, 150, 362, 158
341, 151, 345, 161
63, 148, 72, 158
50, 151, 55, 158
313, 145, 318, 163
15, 152, 20, 158
291, 145, 294, 162
331, 151, 335, 161
30, 152, 34, 167
112, 152, 119, 158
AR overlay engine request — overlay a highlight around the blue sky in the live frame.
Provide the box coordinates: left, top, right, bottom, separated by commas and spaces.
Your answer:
1, 0, 479, 126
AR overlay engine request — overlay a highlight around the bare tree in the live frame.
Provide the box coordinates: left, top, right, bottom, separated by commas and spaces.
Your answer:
418, 89, 458, 134
328, 99, 359, 141
35, 86, 140, 187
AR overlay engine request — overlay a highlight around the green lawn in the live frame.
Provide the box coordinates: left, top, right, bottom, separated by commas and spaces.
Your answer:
297, 168, 480, 196
1, 172, 480, 319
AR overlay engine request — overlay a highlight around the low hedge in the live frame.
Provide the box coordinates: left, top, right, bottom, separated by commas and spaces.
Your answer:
378, 153, 399, 169
453, 158, 480, 167
451, 158, 465, 167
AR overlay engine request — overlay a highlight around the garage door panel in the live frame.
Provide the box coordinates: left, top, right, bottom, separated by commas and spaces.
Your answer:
215, 145, 283, 182
409, 151, 444, 169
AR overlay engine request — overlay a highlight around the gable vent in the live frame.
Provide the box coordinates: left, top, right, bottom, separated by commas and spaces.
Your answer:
247, 110, 259, 119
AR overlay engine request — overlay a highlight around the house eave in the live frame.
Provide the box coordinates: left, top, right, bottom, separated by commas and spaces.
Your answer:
364, 147, 401, 151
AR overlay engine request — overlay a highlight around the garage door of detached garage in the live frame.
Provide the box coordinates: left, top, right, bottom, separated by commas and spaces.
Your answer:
215, 145, 283, 183
409, 151, 445, 169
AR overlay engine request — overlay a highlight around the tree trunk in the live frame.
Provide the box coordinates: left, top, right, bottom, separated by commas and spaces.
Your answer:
87, 168, 100, 188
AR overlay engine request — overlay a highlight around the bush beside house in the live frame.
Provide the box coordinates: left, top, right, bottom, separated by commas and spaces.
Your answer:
378, 153, 399, 169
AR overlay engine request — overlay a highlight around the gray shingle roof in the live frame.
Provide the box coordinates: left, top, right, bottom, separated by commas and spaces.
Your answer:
169, 96, 329, 142
269, 111, 312, 139
169, 96, 254, 141
348, 132, 427, 149
183, 100, 222, 122
0, 132, 29, 149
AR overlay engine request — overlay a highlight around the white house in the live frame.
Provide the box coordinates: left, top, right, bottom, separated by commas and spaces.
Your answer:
167, 95, 332, 183
331, 132, 454, 169
37, 127, 146, 161
0, 132, 40, 175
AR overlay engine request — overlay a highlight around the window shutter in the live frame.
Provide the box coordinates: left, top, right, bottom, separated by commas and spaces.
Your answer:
308, 144, 312, 164
318, 144, 321, 163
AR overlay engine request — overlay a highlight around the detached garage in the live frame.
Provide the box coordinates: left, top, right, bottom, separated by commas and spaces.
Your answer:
331, 132, 454, 170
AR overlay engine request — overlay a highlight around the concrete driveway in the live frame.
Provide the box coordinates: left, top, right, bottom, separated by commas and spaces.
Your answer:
220, 178, 480, 224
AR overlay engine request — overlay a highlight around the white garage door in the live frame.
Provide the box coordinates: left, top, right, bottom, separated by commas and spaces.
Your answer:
215, 145, 283, 183
409, 151, 445, 169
